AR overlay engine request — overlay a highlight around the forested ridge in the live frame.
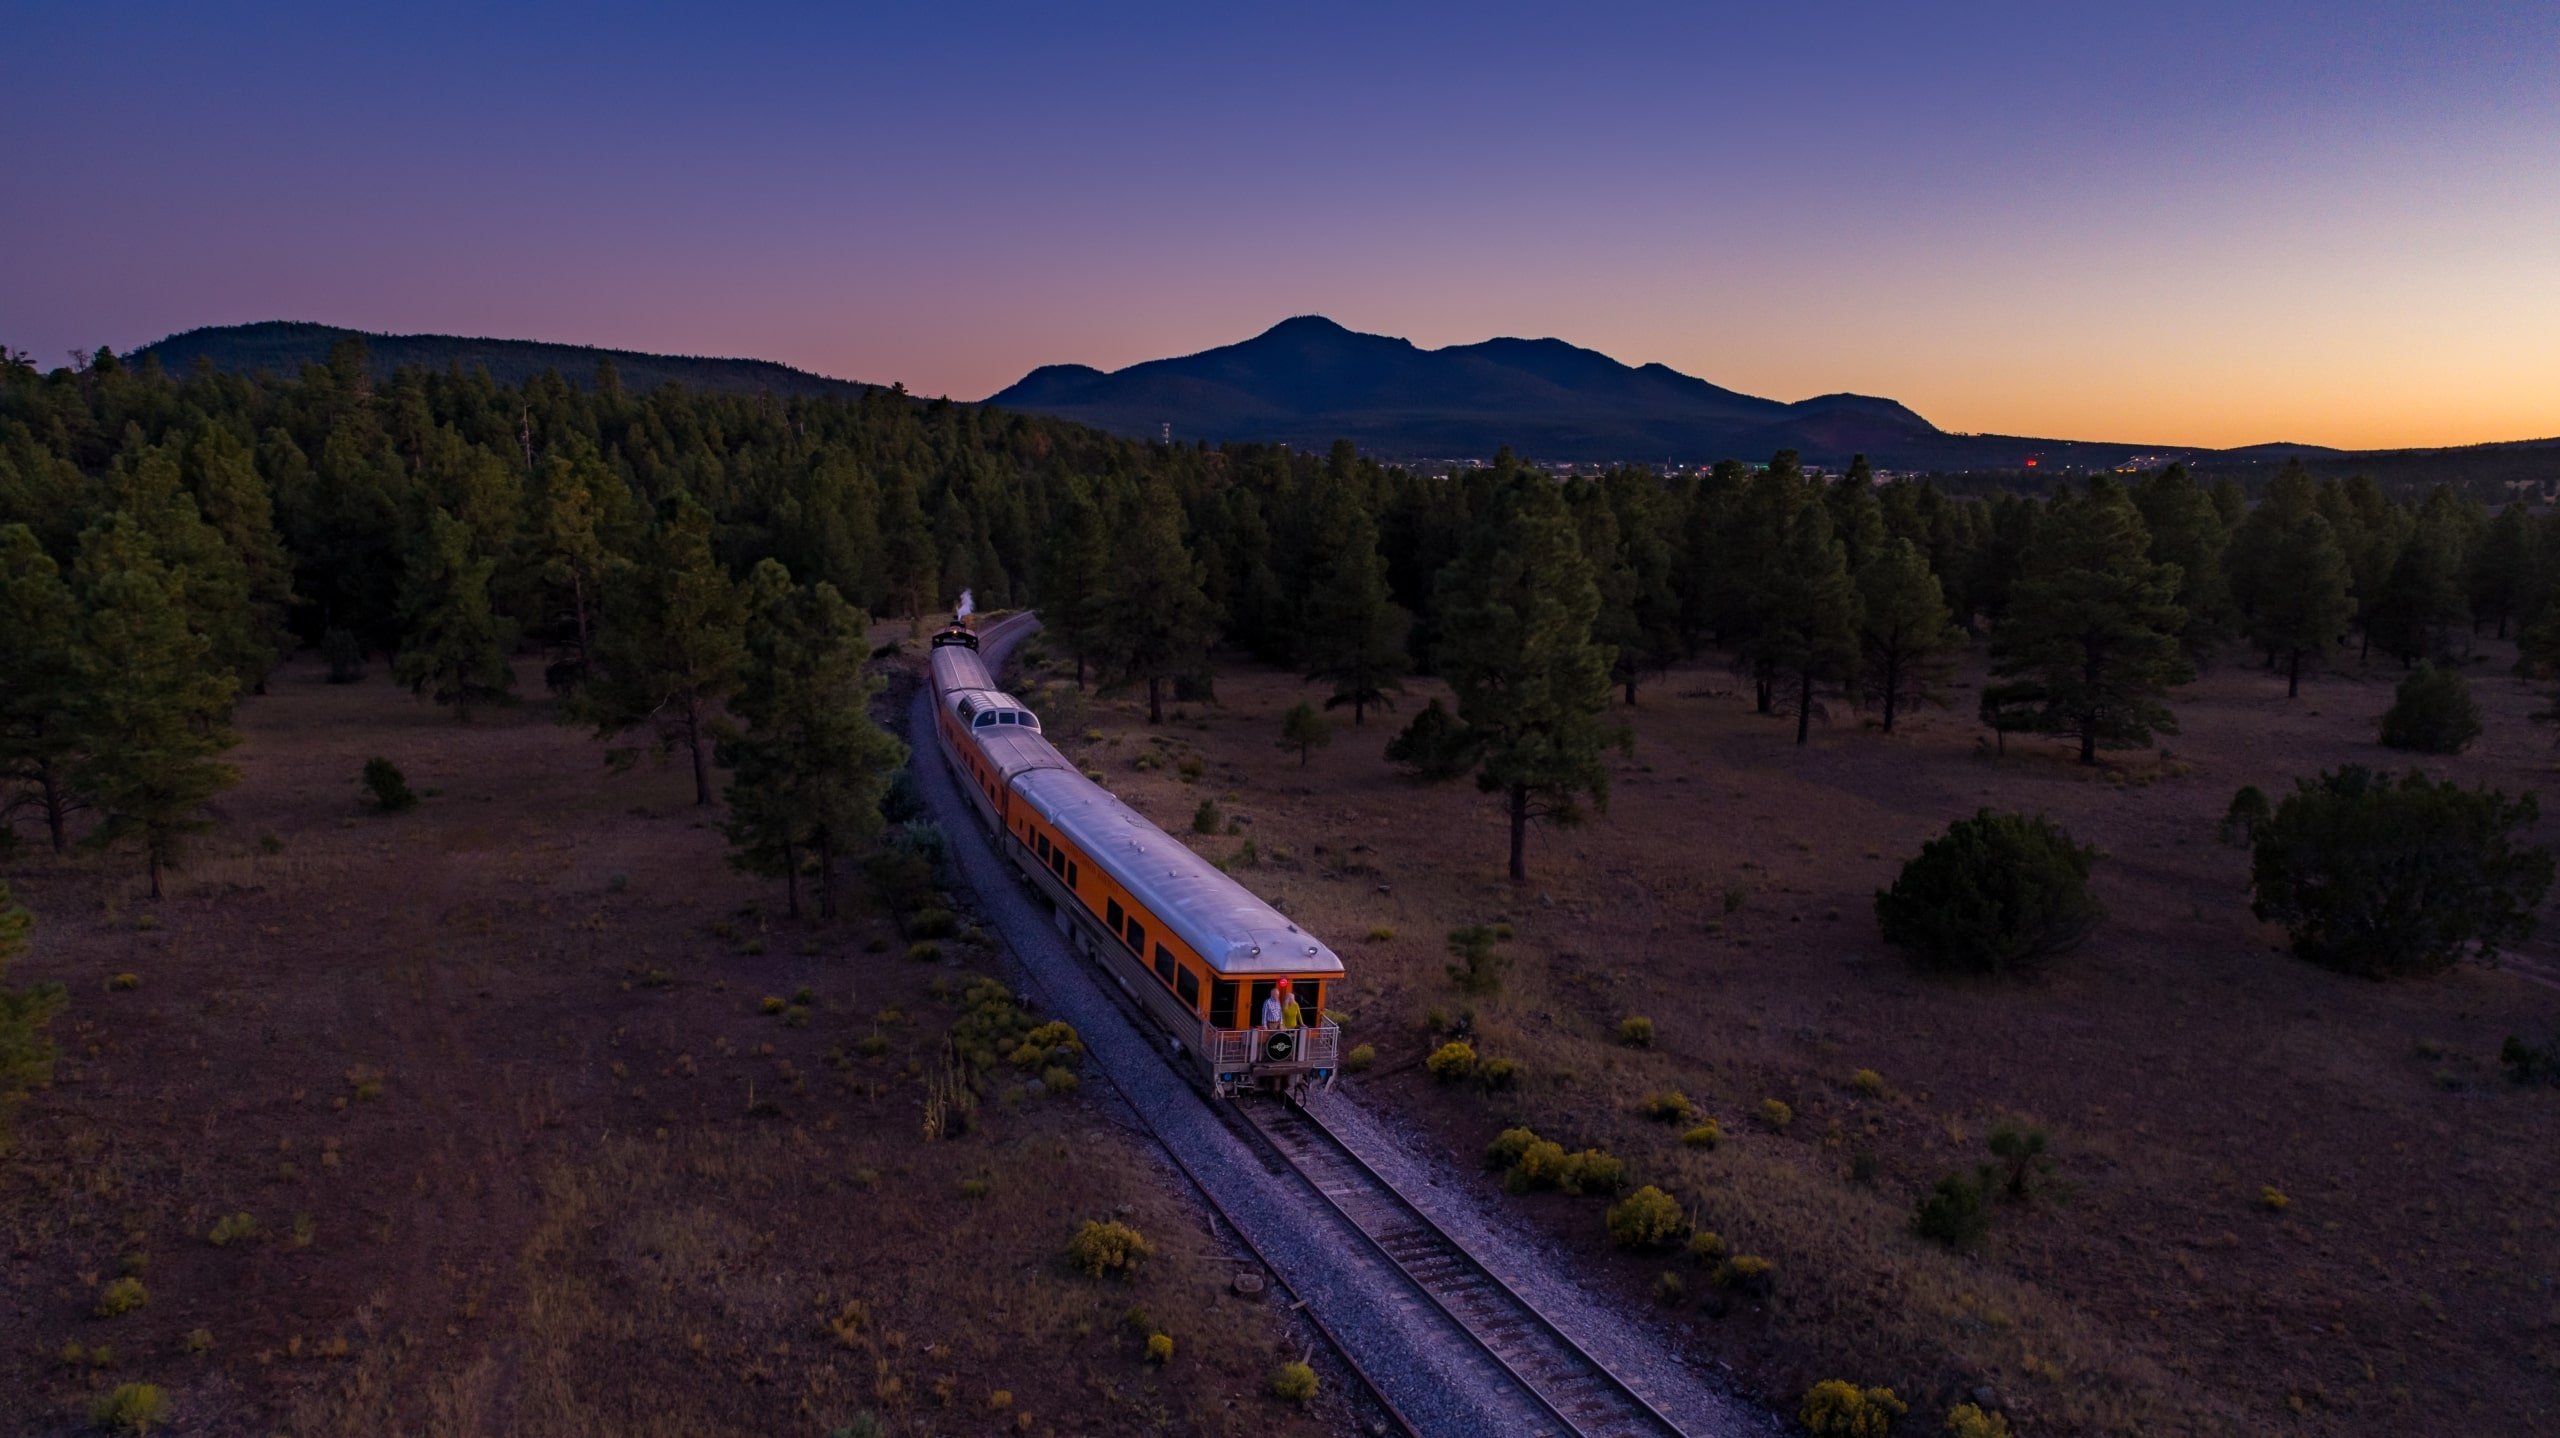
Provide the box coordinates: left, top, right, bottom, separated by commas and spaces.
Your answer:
6, 338, 2560, 901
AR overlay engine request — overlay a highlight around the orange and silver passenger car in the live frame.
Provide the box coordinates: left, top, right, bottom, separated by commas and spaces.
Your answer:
929, 619, 1342, 1097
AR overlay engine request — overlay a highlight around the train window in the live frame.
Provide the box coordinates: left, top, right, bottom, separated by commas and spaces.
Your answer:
1067, 860, 1078, 887
1106, 898, 1124, 931
1209, 980, 1237, 1028
1126, 919, 1146, 954
1036, 833, 1051, 860
1297, 981, 1322, 1016
1249, 980, 1275, 1026
1154, 944, 1176, 986
1176, 966, 1200, 1009
1051, 849, 1066, 877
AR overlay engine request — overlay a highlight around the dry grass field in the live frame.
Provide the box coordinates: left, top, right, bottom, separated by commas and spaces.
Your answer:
0, 653, 1338, 1438
1017, 635, 2560, 1438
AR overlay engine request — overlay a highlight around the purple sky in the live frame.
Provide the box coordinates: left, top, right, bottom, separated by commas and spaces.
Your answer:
6, 3, 2556, 448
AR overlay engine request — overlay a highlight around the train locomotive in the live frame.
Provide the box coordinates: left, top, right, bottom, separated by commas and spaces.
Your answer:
928, 613, 1343, 1098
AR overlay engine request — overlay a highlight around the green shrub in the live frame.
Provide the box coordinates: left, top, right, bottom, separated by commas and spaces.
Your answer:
1712, 1253, 1774, 1294
1486, 1126, 1542, 1170
1848, 1068, 1886, 1097
180, 1327, 213, 1356
1509, 1139, 1569, 1192
1913, 1171, 1992, 1247
1604, 1186, 1686, 1249
905, 941, 943, 963
1944, 1402, 2014, 1438
760, 995, 786, 1014
1366, 926, 1396, 942
1639, 1090, 1694, 1122
1269, 1361, 1318, 1403
1756, 1098, 1794, 1131
90, 1383, 170, 1433
1425, 1041, 1477, 1082
1617, 1015, 1654, 1047
2379, 662, 2482, 754
2501, 1032, 2560, 1087
1986, 1120, 2050, 1200
1443, 925, 1508, 995
1480, 1057, 1521, 1091
1685, 1229, 1726, 1265
94, 1277, 149, 1317
1145, 1332, 1173, 1365
908, 908, 958, 939
1177, 754, 1206, 783
1191, 799, 1223, 834
1874, 810, 2103, 975
2220, 784, 2271, 847
1066, 1219, 1153, 1279
1556, 1149, 1627, 1196
1343, 1043, 1375, 1073
1681, 1121, 1721, 1149
2250, 766, 2552, 977
1384, 698, 1476, 780
1653, 1270, 1686, 1305
362, 757, 416, 813
207, 1212, 260, 1247
2258, 1185, 2290, 1212
959, 1176, 991, 1199
1041, 1065, 1078, 1095
1800, 1379, 1907, 1437
1279, 702, 1331, 766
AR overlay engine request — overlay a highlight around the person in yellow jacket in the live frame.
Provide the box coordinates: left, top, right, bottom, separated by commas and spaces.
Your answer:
1278, 978, 1303, 1029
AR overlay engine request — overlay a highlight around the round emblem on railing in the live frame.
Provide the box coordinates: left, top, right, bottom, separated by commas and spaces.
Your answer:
1263, 1031, 1296, 1062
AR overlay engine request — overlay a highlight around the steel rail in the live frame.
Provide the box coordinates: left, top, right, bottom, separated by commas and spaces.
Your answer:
1237, 1097, 1690, 1438
923, 612, 1426, 1438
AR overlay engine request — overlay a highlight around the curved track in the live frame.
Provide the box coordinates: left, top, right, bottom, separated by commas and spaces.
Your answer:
916, 614, 1744, 1437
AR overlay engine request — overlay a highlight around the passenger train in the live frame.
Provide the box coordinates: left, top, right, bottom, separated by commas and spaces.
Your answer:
928, 613, 1343, 1098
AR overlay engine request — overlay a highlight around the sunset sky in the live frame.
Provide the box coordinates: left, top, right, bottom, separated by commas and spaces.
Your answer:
7, 3, 2556, 451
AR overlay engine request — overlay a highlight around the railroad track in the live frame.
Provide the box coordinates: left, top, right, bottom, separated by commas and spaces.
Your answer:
1240, 1097, 1691, 1438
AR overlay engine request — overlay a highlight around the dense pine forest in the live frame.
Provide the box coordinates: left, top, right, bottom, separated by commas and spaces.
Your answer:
5, 337, 2559, 903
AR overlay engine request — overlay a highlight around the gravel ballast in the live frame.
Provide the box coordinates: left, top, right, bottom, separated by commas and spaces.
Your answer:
910, 618, 1771, 1436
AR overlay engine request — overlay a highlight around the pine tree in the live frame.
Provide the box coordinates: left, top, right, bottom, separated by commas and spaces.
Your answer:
0, 525, 88, 852
2132, 463, 2231, 659
1585, 471, 1683, 704
2467, 502, 2534, 640
587, 496, 747, 806
183, 423, 296, 691
1039, 478, 1110, 688
0, 877, 69, 1154
1431, 473, 1623, 881
1762, 500, 1861, 744
1300, 472, 1408, 724
878, 466, 939, 619
394, 508, 516, 720
528, 457, 624, 689
106, 438, 259, 697
1991, 482, 2192, 764
1856, 536, 1960, 734
1097, 476, 1217, 725
2246, 513, 2356, 697
721, 561, 907, 918
68, 517, 240, 898
1726, 458, 1811, 713
2369, 518, 2470, 668
1280, 701, 1332, 766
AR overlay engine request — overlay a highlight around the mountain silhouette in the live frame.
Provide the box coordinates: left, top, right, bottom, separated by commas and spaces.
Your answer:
134, 321, 877, 400
987, 316, 2138, 468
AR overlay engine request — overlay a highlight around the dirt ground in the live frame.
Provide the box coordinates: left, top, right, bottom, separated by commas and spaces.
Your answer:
0, 652, 1340, 1438
1014, 635, 2560, 1438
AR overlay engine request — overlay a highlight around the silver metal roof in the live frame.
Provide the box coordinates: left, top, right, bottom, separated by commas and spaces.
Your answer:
930, 644, 997, 695
975, 728, 1074, 786
1013, 765, 1343, 977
